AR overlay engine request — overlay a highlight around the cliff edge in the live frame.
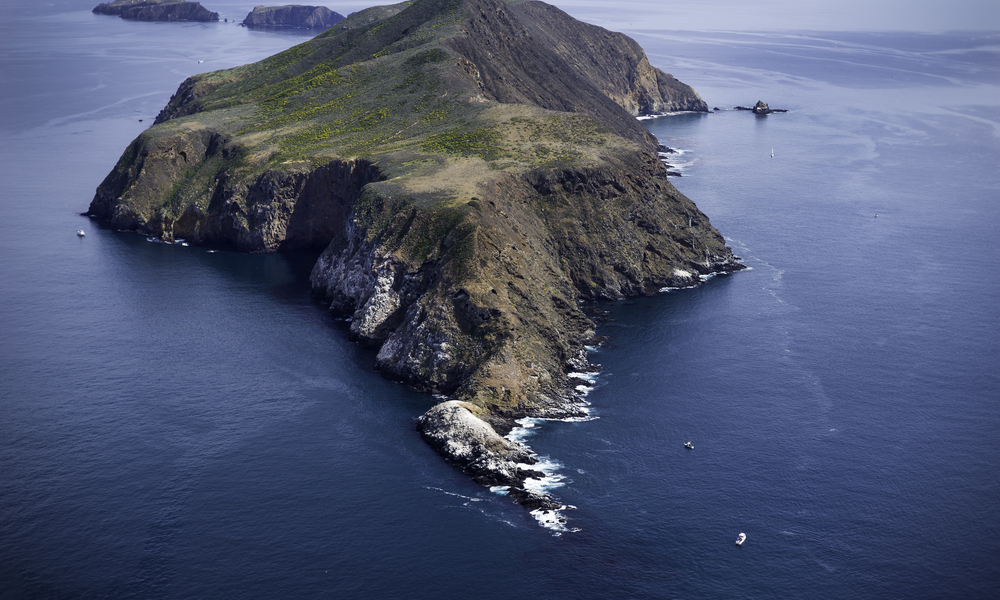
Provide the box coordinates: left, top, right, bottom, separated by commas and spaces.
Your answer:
88, 0, 739, 518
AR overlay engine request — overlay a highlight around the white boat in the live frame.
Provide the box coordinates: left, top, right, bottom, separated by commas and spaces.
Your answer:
76, 230, 85, 237
684, 441, 694, 449
770, 148, 774, 158
735, 532, 746, 545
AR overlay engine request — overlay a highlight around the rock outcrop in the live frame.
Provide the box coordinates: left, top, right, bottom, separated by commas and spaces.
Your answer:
242, 5, 346, 29
93, 0, 219, 22
87, 0, 742, 517
734, 100, 788, 115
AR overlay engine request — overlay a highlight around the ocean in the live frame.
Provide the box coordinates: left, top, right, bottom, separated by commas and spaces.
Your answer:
2, 2, 999, 598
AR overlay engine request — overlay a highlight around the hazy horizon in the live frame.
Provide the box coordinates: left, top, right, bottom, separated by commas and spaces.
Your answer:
320, 0, 1000, 32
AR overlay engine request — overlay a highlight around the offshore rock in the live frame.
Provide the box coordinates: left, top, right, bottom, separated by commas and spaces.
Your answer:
417, 401, 561, 508
242, 5, 346, 29
734, 100, 788, 115
88, 0, 743, 515
93, 0, 219, 22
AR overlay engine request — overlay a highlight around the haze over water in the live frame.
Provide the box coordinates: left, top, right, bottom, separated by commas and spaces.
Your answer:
2, 2, 999, 598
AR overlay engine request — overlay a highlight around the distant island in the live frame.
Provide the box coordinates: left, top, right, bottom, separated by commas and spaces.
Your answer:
242, 5, 346, 29
93, 0, 219, 22
87, 0, 742, 516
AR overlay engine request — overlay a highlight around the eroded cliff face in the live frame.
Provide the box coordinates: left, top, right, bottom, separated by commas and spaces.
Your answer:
89, 127, 382, 250
309, 147, 740, 411
88, 0, 741, 515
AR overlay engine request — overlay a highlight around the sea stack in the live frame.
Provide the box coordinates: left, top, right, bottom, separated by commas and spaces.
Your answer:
87, 0, 741, 513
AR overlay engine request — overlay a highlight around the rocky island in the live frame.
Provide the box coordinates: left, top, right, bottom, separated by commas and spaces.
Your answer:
734, 100, 788, 115
243, 5, 346, 29
87, 0, 743, 518
93, 0, 219, 22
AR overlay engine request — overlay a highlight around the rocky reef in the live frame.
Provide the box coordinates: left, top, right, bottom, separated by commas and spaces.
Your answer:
88, 0, 742, 517
93, 0, 219, 22
242, 5, 346, 29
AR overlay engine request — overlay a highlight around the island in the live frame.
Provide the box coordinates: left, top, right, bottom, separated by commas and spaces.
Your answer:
734, 100, 788, 115
242, 5, 346, 29
87, 0, 743, 515
93, 0, 219, 22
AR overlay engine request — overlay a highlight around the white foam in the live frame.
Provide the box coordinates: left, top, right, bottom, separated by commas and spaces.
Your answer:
505, 417, 543, 444
657, 147, 695, 176
636, 111, 701, 120
530, 506, 581, 535
426, 486, 486, 503
659, 267, 742, 293
520, 457, 568, 494
554, 409, 596, 423
567, 371, 596, 383
497, 401, 598, 533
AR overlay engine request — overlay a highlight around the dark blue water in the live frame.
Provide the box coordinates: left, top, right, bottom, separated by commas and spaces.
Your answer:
3, 3, 999, 598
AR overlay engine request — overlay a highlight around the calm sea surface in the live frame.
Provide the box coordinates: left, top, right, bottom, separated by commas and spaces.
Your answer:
2, 2, 999, 598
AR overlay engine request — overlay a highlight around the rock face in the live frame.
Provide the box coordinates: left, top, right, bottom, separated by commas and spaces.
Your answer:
93, 0, 219, 22
243, 5, 346, 29
88, 0, 742, 514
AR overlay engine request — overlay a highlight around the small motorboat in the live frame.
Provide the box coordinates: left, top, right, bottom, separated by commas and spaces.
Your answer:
735, 532, 746, 546
684, 441, 694, 449
76, 230, 85, 237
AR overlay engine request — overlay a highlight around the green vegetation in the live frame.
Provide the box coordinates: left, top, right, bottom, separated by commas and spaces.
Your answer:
421, 127, 503, 160
143, 0, 637, 209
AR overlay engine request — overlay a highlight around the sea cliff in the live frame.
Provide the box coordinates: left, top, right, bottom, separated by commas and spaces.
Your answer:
88, 0, 741, 513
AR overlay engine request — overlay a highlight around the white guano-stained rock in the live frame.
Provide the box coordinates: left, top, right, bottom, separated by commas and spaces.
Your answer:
417, 401, 535, 484
351, 258, 401, 341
